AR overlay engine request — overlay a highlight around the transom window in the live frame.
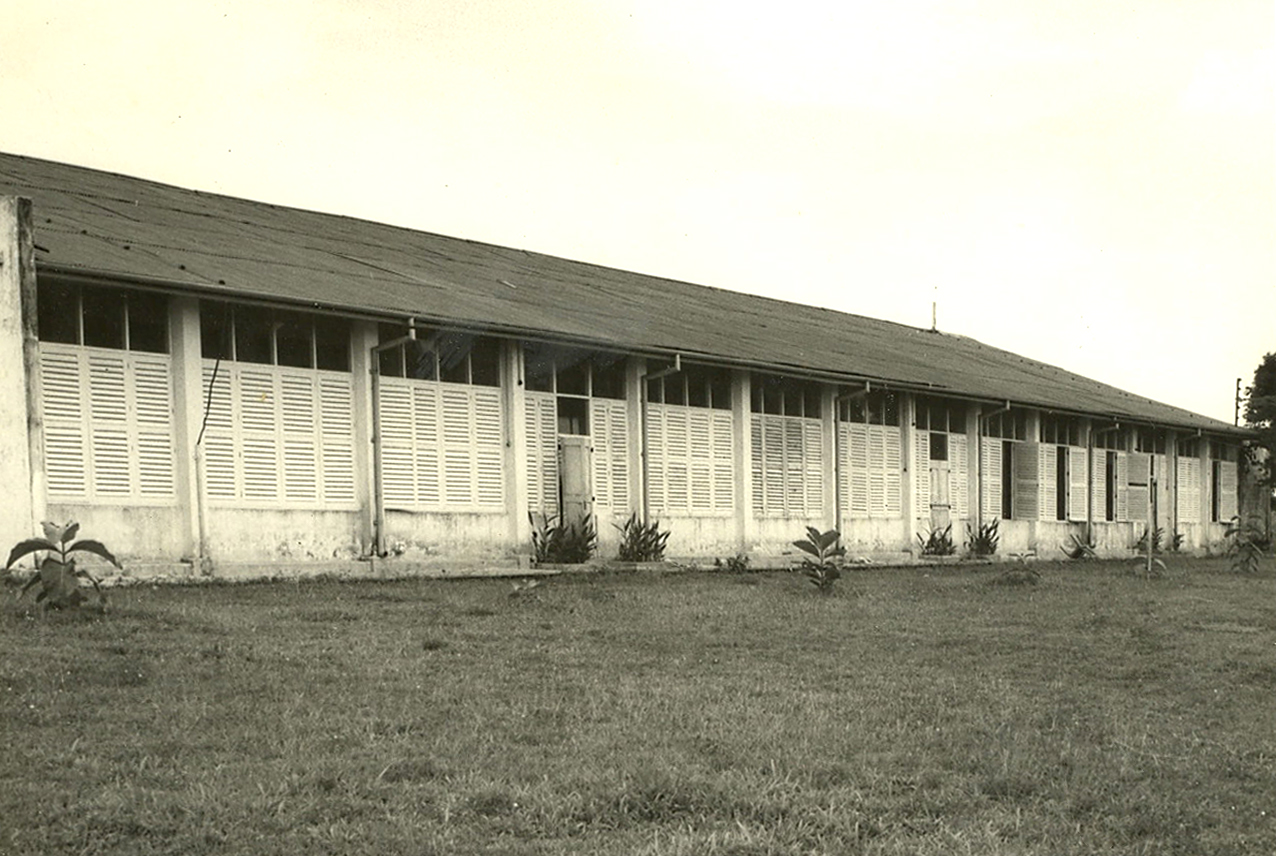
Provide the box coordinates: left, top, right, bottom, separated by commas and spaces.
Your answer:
1040, 413, 1081, 446
984, 408, 1029, 440
914, 396, 966, 433
1211, 442, 1238, 462
647, 362, 730, 409
1133, 427, 1167, 454
1177, 438, 1201, 458
750, 374, 823, 418
39, 280, 169, 354
524, 345, 625, 399
202, 301, 350, 371
838, 389, 899, 425
1092, 424, 1127, 451
378, 324, 499, 385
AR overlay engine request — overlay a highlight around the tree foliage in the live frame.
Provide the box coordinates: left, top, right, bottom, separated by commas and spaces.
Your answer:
1244, 352, 1276, 487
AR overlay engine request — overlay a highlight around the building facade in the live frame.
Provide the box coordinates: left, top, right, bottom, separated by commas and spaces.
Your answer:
0, 156, 1250, 578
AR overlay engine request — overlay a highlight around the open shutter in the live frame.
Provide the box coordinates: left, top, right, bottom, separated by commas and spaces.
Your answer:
1219, 460, 1238, 521
981, 437, 1002, 520
1013, 442, 1039, 520
1068, 447, 1088, 521
472, 388, 504, 507
1038, 445, 1056, 521
1090, 450, 1107, 521
749, 415, 764, 516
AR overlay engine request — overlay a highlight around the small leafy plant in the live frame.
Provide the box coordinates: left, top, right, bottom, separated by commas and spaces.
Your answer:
714, 553, 751, 573
6, 521, 120, 611
966, 519, 1000, 557
1226, 516, 1269, 574
615, 513, 671, 563
529, 512, 597, 565
794, 527, 844, 594
917, 524, 956, 557
1134, 526, 1164, 554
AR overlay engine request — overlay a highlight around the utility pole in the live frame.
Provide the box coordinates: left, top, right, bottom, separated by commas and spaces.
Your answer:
1235, 377, 1243, 426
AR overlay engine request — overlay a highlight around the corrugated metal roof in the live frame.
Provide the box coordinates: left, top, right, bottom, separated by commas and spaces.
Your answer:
0, 152, 1244, 435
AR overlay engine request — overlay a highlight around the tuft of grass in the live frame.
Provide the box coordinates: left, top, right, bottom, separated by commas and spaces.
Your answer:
2, 558, 1274, 854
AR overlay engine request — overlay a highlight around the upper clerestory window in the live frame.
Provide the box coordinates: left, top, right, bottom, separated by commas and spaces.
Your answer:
38, 280, 169, 353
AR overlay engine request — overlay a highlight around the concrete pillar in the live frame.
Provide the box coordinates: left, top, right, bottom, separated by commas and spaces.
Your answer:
504, 339, 530, 546
168, 296, 204, 564
732, 369, 754, 551
350, 320, 379, 555
0, 196, 42, 560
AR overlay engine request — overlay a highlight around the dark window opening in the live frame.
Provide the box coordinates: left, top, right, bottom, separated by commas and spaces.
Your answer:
233, 307, 274, 365
929, 432, 948, 461
557, 396, 588, 435
38, 280, 79, 344
1056, 445, 1068, 521
1105, 451, 1117, 521
126, 291, 169, 353
203, 300, 350, 370
1211, 460, 1222, 523
314, 316, 351, 372
591, 356, 626, 399
81, 285, 126, 350
1001, 441, 1013, 519
275, 310, 313, 368
469, 338, 501, 387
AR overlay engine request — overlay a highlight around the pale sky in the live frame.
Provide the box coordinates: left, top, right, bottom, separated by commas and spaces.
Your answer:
3, 1, 1272, 423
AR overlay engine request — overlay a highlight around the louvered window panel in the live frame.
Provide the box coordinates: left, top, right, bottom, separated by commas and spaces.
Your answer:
1012, 442, 1039, 521
750, 416, 764, 515
1218, 460, 1238, 521
711, 413, 734, 512
200, 361, 356, 507
981, 437, 1002, 519
1068, 447, 1088, 522
1091, 450, 1107, 521
1114, 452, 1129, 521
750, 413, 821, 518
1176, 457, 1200, 524
39, 344, 176, 503
882, 428, 902, 515
1038, 445, 1057, 522
525, 393, 559, 515
648, 404, 734, 516
376, 377, 504, 512
913, 430, 930, 520
950, 435, 969, 520
590, 400, 631, 515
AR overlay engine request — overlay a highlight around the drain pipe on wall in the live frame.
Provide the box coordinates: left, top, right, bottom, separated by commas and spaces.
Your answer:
640, 354, 681, 525
976, 401, 1012, 529
370, 318, 419, 557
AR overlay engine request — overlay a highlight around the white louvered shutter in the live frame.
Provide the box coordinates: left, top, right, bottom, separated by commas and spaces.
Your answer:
473, 388, 504, 507
1126, 453, 1149, 523
913, 430, 930, 521
1039, 445, 1056, 521
1218, 460, 1238, 521
132, 355, 174, 497
1013, 442, 1039, 520
441, 387, 473, 506
688, 409, 712, 512
380, 380, 415, 507
590, 399, 630, 517
711, 412, 733, 513
665, 407, 689, 512
1115, 452, 1129, 521
882, 427, 902, 516
281, 372, 318, 503
239, 368, 280, 501
750, 415, 765, 516
201, 363, 238, 499
88, 352, 130, 496
950, 434, 969, 520
40, 347, 88, 497
525, 392, 558, 515
1176, 457, 1199, 524
784, 418, 804, 514
1091, 451, 1107, 521
981, 437, 1001, 520
318, 375, 355, 503
1068, 447, 1088, 522
844, 423, 869, 517
803, 418, 823, 517
764, 417, 784, 514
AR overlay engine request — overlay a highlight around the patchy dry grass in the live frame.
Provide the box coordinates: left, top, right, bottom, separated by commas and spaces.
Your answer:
2, 558, 1275, 854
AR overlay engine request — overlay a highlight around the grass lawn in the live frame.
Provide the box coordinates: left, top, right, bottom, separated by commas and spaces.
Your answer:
3, 557, 1275, 855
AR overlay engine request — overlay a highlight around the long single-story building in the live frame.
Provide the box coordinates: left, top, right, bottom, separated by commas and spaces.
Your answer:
0, 153, 1253, 578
